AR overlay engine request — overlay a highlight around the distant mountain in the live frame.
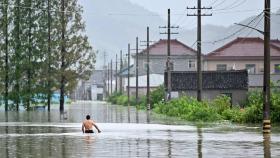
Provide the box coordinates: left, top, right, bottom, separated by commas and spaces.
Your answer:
80, 1, 280, 68
180, 11, 280, 54
80, 0, 166, 68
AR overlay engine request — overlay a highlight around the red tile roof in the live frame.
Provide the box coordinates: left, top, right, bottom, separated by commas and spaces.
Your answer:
139, 39, 197, 56
271, 39, 280, 48
207, 37, 280, 60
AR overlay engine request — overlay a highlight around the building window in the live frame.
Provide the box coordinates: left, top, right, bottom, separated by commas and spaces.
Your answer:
245, 64, 256, 74
275, 64, 280, 74
216, 64, 227, 71
188, 60, 196, 69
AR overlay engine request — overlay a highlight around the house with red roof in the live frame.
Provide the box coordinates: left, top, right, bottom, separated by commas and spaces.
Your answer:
205, 37, 280, 74
132, 39, 199, 76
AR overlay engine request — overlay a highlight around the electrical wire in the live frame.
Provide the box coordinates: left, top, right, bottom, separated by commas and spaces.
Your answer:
212, 0, 227, 8
208, 0, 220, 6
202, 12, 264, 44
213, 0, 247, 11
173, 0, 192, 27
242, 15, 264, 39
0, 2, 279, 16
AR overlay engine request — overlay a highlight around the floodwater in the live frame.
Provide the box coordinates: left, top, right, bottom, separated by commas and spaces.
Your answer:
0, 101, 280, 158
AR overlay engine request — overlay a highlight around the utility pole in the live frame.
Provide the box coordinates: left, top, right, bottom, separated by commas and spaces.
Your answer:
127, 44, 131, 121
110, 59, 113, 95
140, 30, 156, 109
187, 1, 212, 101
107, 63, 110, 96
127, 44, 131, 106
146, 27, 151, 110
115, 54, 118, 93
135, 37, 140, 122
120, 50, 123, 94
263, 0, 271, 134
197, 0, 202, 102
160, 9, 179, 101
103, 51, 107, 69
136, 37, 139, 104
167, 9, 171, 101
47, 0, 51, 111
102, 51, 107, 98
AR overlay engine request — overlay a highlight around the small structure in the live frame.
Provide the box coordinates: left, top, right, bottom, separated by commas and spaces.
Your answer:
166, 70, 248, 105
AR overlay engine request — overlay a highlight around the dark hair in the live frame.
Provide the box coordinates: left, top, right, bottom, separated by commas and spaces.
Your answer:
86, 115, 90, 120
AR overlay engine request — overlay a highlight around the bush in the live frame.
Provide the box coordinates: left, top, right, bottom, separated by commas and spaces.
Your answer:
221, 108, 244, 123
271, 92, 280, 122
150, 85, 165, 108
241, 90, 280, 123
210, 95, 231, 114
107, 92, 122, 104
109, 88, 280, 124
116, 95, 128, 105
239, 91, 262, 123
107, 85, 165, 109
154, 96, 221, 122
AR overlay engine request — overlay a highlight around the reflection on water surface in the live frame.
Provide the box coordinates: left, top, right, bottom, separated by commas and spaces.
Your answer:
0, 101, 279, 157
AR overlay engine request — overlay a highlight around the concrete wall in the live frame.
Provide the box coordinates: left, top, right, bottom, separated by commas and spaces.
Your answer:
178, 89, 247, 106
206, 59, 280, 74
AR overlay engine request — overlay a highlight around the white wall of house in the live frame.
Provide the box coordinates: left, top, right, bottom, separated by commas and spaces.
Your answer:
91, 85, 104, 100
124, 74, 164, 91
206, 60, 280, 74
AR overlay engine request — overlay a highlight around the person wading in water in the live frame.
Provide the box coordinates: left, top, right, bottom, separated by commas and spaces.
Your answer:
82, 115, 101, 133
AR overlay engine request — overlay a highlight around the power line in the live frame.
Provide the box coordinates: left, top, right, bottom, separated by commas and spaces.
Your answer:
1, 2, 279, 16
173, 0, 193, 27
237, 15, 264, 43
213, 0, 247, 11
202, 12, 263, 44
212, 0, 227, 8
208, 0, 221, 6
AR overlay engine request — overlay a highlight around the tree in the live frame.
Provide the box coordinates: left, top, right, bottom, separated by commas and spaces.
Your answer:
58, 0, 95, 111
0, 0, 10, 111
10, 0, 24, 110
0, 0, 95, 111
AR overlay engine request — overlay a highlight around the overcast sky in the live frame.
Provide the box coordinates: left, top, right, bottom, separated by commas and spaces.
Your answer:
77, 0, 280, 68
129, 0, 280, 29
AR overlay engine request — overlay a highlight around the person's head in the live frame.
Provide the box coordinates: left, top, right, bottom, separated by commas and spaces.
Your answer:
86, 115, 90, 120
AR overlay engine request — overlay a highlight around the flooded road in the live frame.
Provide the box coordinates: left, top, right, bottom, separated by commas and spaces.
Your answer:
0, 101, 280, 158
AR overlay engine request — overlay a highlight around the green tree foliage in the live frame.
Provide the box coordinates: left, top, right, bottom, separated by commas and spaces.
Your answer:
0, 0, 95, 111
58, 0, 95, 111
0, 0, 10, 110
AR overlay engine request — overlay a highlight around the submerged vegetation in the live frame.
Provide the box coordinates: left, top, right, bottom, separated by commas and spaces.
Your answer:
107, 85, 165, 109
108, 85, 280, 124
